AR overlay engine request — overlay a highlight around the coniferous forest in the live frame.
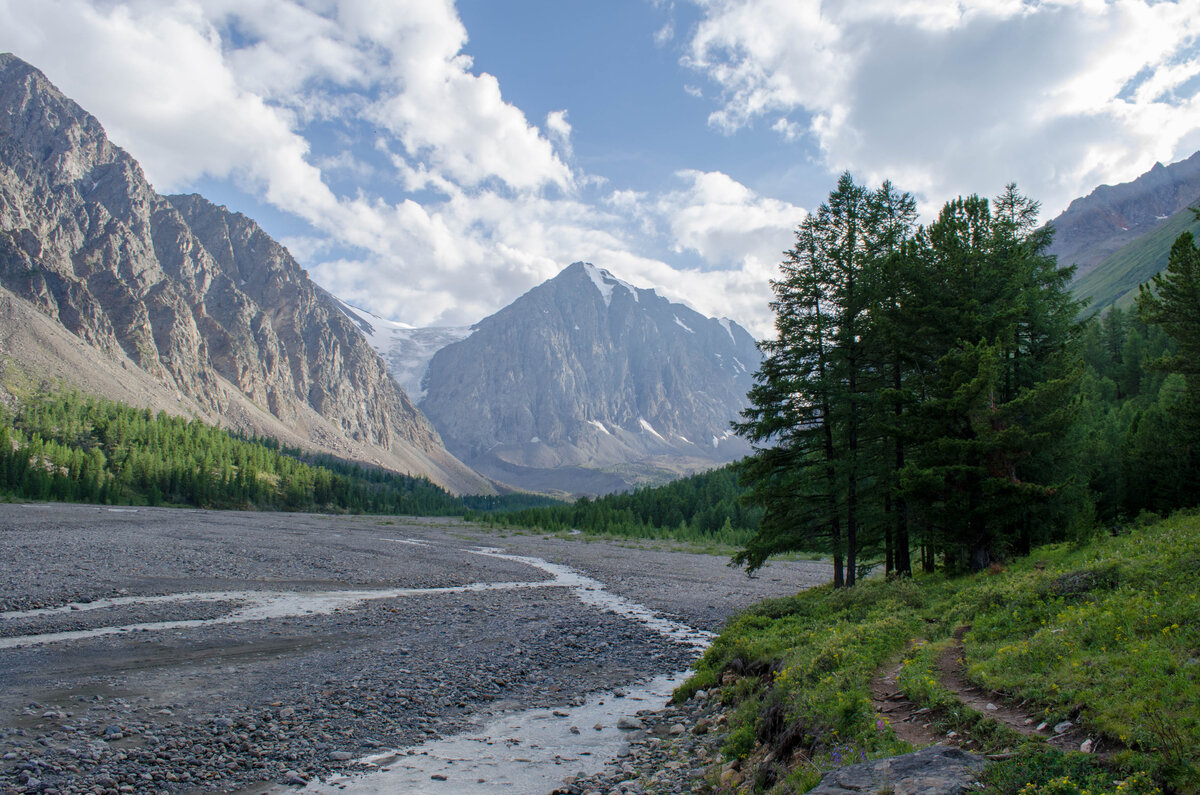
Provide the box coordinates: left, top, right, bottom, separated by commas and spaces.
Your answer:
3, 179, 1198, 586
484, 179, 1200, 581
0, 390, 557, 515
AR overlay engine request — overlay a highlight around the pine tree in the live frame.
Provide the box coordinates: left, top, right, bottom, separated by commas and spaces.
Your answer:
735, 174, 917, 584
1136, 225, 1200, 504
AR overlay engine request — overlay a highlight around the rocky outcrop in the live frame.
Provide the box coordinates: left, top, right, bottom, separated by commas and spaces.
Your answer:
417, 261, 760, 494
807, 746, 987, 795
0, 53, 490, 494
1048, 150, 1200, 281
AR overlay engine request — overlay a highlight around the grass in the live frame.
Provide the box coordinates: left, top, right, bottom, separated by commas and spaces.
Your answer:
680, 511, 1200, 794
1073, 208, 1200, 315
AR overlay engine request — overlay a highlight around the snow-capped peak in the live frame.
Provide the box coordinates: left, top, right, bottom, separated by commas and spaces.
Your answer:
582, 262, 639, 307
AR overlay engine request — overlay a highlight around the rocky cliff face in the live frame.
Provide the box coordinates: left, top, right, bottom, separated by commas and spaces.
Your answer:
0, 54, 489, 494
1048, 151, 1200, 280
418, 262, 759, 495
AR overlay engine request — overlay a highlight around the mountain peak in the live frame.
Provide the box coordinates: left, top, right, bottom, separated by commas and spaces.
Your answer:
573, 261, 640, 307
0, 53, 491, 494
415, 261, 760, 494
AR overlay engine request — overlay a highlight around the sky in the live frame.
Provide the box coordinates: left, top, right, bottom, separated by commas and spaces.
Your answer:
1, 0, 1198, 337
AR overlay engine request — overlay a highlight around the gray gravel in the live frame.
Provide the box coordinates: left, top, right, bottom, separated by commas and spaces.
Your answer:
0, 504, 830, 794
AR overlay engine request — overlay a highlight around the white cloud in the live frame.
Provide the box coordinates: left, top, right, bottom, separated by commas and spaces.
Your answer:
545, 109, 573, 159
0, 0, 789, 338
682, 0, 1200, 216
654, 21, 675, 46
657, 170, 803, 268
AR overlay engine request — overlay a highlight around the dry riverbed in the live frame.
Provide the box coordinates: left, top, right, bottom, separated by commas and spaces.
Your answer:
0, 504, 829, 794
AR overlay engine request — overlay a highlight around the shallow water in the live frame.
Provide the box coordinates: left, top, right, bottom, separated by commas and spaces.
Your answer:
3, 539, 712, 793
289, 545, 713, 794
302, 671, 687, 793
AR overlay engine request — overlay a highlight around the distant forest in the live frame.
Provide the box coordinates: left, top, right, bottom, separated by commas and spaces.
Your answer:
0, 391, 555, 515
475, 465, 762, 547
2, 192, 1197, 577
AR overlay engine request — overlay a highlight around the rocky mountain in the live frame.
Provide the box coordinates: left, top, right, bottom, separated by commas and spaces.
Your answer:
331, 298, 471, 401
1048, 150, 1200, 282
414, 262, 760, 495
0, 53, 490, 494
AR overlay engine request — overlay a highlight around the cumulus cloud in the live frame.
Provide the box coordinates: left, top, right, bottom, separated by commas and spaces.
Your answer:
657, 170, 803, 269
682, 0, 1200, 216
0, 0, 602, 331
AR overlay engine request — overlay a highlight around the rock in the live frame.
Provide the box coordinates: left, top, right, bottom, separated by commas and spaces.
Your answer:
616, 717, 643, 731
807, 746, 987, 795
1053, 721, 1074, 734
0, 54, 488, 495
1080, 739, 1094, 753
668, 723, 686, 735
1036, 722, 1049, 732
418, 262, 760, 494
693, 718, 711, 735
719, 766, 744, 788
985, 703, 998, 711
283, 770, 307, 785
329, 751, 354, 761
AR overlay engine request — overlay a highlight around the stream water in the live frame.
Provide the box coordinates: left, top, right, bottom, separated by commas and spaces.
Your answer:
2, 540, 714, 792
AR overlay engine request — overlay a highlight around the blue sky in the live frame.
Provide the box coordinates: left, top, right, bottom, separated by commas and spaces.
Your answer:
1, 0, 1199, 336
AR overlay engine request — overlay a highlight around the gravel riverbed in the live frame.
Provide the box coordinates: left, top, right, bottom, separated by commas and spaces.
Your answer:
0, 504, 829, 794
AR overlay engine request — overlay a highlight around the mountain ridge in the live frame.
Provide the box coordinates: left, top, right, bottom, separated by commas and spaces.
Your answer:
1048, 150, 1200, 282
414, 260, 759, 495
0, 53, 490, 494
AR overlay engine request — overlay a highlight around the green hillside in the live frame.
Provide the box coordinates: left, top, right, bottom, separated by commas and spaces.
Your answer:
1072, 206, 1200, 315
683, 511, 1200, 793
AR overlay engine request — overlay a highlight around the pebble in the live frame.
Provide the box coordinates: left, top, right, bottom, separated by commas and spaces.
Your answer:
0, 506, 827, 795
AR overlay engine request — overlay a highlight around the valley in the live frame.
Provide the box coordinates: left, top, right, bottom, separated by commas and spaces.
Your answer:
0, 503, 829, 793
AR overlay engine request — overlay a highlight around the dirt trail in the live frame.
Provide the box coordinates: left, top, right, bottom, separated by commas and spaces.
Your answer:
870, 627, 1092, 755
869, 653, 942, 747
937, 626, 1086, 752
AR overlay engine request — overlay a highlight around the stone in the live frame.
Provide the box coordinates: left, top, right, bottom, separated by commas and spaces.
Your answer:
1053, 721, 1074, 734
807, 746, 987, 795
329, 751, 354, 761
0, 54, 488, 495
985, 703, 998, 711
418, 261, 761, 494
616, 717, 643, 731
1080, 739, 1094, 753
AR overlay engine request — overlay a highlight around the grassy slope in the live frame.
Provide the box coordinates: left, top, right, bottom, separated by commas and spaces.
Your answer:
1073, 208, 1200, 315
682, 513, 1200, 794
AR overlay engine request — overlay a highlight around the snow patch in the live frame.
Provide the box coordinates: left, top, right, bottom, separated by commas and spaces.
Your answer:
674, 315, 694, 334
638, 417, 665, 441
1157, 214, 1170, 220
583, 262, 638, 307
587, 420, 611, 436
711, 429, 735, 449
529, 436, 540, 444
718, 317, 737, 343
